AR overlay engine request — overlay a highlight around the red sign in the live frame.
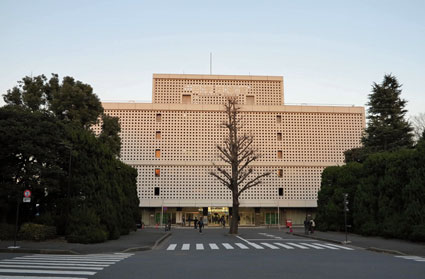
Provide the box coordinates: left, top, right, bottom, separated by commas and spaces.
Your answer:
24, 190, 31, 198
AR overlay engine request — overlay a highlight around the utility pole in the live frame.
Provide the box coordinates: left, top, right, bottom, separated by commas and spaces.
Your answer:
343, 193, 350, 244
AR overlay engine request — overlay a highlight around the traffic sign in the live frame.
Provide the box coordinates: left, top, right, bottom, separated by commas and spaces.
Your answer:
23, 190, 31, 198
23, 197, 31, 203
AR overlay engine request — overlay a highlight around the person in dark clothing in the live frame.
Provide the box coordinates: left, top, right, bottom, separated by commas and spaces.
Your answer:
304, 218, 309, 234
199, 217, 204, 233
194, 217, 198, 229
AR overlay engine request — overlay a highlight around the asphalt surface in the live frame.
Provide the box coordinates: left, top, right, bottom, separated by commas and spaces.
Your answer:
1, 228, 423, 279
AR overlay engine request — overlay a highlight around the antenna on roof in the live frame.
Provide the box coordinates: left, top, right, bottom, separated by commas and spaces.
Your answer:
210, 52, 212, 75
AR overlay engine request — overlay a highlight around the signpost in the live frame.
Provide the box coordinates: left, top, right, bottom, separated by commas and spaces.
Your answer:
9, 189, 32, 249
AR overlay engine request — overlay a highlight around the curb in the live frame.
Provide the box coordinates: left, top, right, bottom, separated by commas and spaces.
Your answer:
0, 248, 78, 255
366, 247, 406, 256
291, 233, 345, 245
122, 231, 172, 253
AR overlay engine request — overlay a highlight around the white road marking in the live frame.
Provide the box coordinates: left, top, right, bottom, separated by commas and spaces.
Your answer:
0, 264, 103, 270
15, 257, 119, 262
273, 243, 294, 249
313, 243, 339, 250
167, 244, 177, 250
287, 243, 309, 249
323, 243, 354, 250
234, 243, 249, 249
196, 244, 204, 250
0, 261, 108, 267
261, 243, 279, 249
299, 243, 324, 249
222, 243, 234, 249
209, 243, 219, 250
181, 244, 190, 250
2, 260, 113, 265
246, 242, 264, 249
0, 269, 96, 275
0, 276, 88, 279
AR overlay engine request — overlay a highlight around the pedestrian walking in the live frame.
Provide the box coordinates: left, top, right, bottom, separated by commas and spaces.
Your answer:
310, 219, 315, 234
199, 217, 204, 233
222, 216, 226, 228
304, 218, 309, 235
182, 216, 185, 227
194, 217, 198, 229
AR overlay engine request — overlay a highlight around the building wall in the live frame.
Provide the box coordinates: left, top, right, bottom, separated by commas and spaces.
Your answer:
94, 74, 365, 216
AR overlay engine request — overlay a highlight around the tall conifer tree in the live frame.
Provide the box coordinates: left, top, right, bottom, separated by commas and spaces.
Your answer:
362, 74, 413, 152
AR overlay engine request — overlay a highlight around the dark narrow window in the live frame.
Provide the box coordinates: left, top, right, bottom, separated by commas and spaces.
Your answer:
155, 168, 160, 177
277, 133, 282, 141
276, 115, 281, 123
278, 188, 284, 196
156, 113, 162, 122
154, 187, 160, 196
155, 149, 161, 158
156, 131, 161, 140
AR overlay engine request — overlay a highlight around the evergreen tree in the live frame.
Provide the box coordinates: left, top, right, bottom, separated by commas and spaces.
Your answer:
362, 74, 413, 152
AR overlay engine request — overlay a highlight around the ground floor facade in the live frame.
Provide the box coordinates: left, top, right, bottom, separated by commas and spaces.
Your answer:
141, 206, 315, 227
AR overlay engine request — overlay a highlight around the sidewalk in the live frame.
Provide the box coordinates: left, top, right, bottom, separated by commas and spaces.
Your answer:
290, 227, 425, 257
0, 228, 170, 255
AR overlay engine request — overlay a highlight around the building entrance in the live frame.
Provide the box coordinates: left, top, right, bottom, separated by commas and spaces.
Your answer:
208, 207, 229, 226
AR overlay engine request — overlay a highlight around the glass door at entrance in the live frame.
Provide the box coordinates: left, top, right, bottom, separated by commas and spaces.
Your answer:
208, 207, 228, 226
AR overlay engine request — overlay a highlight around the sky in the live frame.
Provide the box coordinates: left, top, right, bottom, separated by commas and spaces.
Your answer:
0, 0, 424, 118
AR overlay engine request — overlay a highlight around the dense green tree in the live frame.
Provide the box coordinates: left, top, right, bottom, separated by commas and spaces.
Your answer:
362, 74, 413, 152
0, 106, 66, 224
98, 114, 121, 157
1, 74, 140, 243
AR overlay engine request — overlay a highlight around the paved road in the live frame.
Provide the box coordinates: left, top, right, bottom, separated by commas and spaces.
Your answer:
0, 228, 424, 278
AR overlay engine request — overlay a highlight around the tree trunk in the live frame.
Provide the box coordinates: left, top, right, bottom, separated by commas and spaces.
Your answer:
230, 196, 239, 234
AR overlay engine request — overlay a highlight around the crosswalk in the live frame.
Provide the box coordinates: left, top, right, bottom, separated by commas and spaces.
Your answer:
0, 253, 133, 279
395, 255, 425, 263
165, 242, 353, 252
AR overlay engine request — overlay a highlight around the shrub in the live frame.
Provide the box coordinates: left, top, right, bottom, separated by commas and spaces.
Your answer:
66, 206, 108, 244
18, 223, 56, 241
409, 225, 425, 242
0, 223, 16, 240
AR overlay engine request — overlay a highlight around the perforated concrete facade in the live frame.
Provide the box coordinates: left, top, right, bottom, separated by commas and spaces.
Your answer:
94, 74, 365, 224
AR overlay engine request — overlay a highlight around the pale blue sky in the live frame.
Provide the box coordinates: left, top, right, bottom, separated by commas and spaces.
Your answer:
1, 0, 424, 117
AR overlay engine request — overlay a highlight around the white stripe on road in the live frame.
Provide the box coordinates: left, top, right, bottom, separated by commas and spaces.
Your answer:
287, 243, 309, 249
273, 243, 294, 249
0, 264, 103, 270
181, 244, 190, 250
166, 244, 177, 251
261, 243, 279, 249
222, 243, 234, 249
2, 259, 113, 265
0, 261, 108, 267
234, 243, 249, 249
15, 257, 119, 262
312, 243, 339, 250
0, 276, 88, 279
246, 242, 264, 249
395, 256, 423, 259
196, 244, 204, 250
299, 243, 324, 249
0, 269, 96, 275
209, 243, 219, 250
24, 255, 128, 259
323, 243, 354, 250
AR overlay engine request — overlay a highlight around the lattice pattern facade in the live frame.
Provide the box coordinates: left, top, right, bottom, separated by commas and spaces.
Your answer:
94, 74, 365, 225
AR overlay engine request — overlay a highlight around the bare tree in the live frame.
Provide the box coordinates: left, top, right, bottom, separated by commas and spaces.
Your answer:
411, 113, 425, 142
210, 97, 270, 234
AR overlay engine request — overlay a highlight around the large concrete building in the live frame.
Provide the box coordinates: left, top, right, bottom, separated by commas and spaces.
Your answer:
96, 74, 365, 226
